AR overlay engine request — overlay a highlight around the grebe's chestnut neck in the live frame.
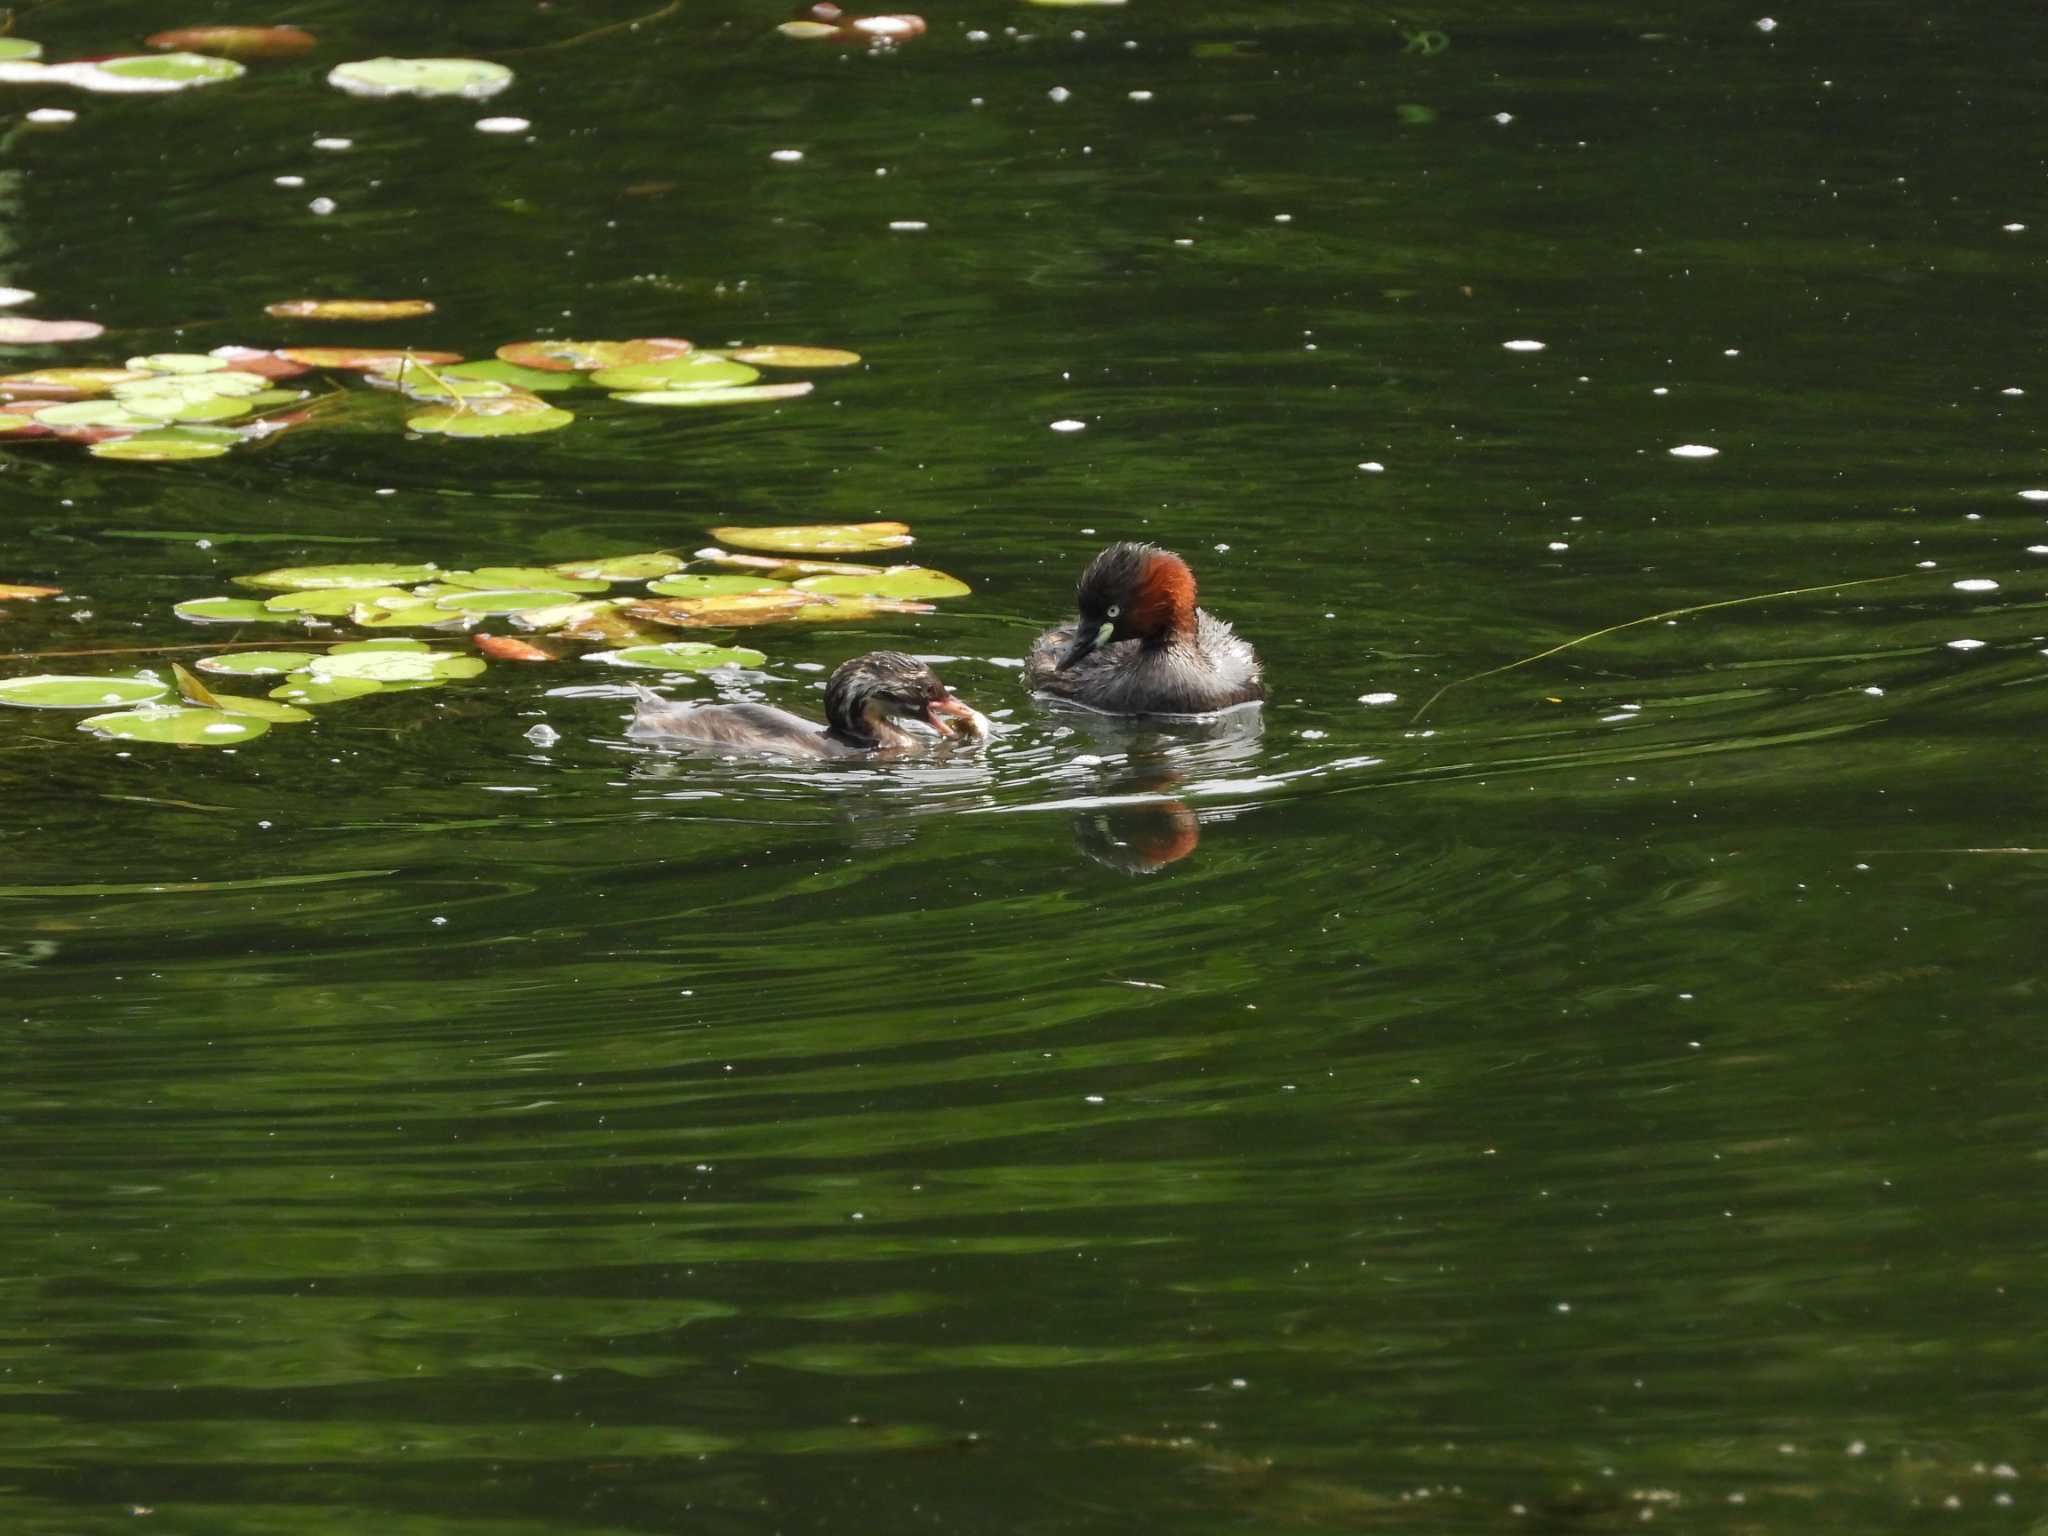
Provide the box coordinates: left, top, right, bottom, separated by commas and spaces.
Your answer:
1056, 542, 1199, 672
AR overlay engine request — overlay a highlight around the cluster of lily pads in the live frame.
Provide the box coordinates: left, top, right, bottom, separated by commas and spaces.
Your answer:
0, 336, 859, 460
0, 521, 969, 747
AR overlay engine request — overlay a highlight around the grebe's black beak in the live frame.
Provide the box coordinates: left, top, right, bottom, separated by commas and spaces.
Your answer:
1056, 620, 1113, 673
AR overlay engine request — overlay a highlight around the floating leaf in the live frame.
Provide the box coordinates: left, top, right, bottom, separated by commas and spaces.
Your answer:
589, 356, 759, 391
708, 521, 913, 554
507, 597, 626, 632
208, 346, 314, 379
442, 359, 584, 393
240, 562, 441, 591
785, 595, 934, 622
587, 642, 767, 670
146, 25, 316, 59
550, 551, 683, 581
327, 57, 513, 99
444, 567, 608, 594
81, 705, 268, 745
114, 370, 270, 402
729, 345, 861, 368
433, 587, 580, 615
625, 591, 832, 628
646, 573, 790, 598
377, 358, 512, 403
267, 298, 437, 321
276, 346, 464, 372
0, 317, 105, 343
98, 52, 246, 86
407, 394, 573, 436
265, 586, 417, 615
33, 400, 151, 428
612, 382, 813, 407
116, 392, 255, 424
175, 596, 277, 623
497, 337, 692, 372
348, 602, 464, 629
475, 633, 556, 662
0, 674, 168, 708
849, 14, 926, 38
0, 39, 42, 61
0, 408, 53, 437
128, 353, 227, 375
330, 638, 431, 654
91, 428, 240, 461
795, 565, 969, 599
270, 673, 383, 704
307, 649, 470, 682
195, 650, 320, 676
0, 582, 59, 600
693, 547, 888, 581
777, 19, 843, 37
213, 694, 312, 722
0, 368, 148, 398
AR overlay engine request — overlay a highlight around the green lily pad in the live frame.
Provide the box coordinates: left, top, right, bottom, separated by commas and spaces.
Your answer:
175, 596, 277, 623
730, 345, 861, 368
794, 566, 970, 600
307, 649, 478, 682
0, 673, 167, 709
442, 359, 586, 393
590, 356, 760, 391
98, 52, 246, 86
239, 562, 441, 591
645, 573, 790, 598
708, 521, 913, 554
327, 56, 513, 99
611, 382, 814, 407
0, 39, 42, 61
507, 598, 625, 631
551, 552, 684, 581
196, 650, 321, 676
213, 694, 313, 723
434, 587, 580, 614
34, 400, 156, 428
128, 352, 227, 375
587, 642, 768, 671
91, 427, 240, 461
348, 602, 464, 629
81, 705, 268, 745
0, 367, 147, 397
408, 395, 574, 436
330, 638, 432, 654
378, 358, 511, 403
443, 567, 608, 594
497, 337, 692, 373
119, 391, 254, 423
271, 673, 383, 704
266, 586, 416, 615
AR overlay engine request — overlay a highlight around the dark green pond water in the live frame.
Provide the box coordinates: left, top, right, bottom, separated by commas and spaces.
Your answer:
3, 1, 2044, 1530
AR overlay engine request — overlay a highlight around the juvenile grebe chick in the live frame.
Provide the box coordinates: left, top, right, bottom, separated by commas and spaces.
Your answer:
629, 650, 985, 757
1025, 542, 1263, 714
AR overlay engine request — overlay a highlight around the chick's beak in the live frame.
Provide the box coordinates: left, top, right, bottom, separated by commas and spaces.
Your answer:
925, 691, 989, 739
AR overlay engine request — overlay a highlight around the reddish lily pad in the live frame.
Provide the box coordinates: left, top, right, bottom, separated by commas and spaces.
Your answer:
475, 633, 557, 662
146, 26, 316, 60
0, 317, 105, 343
708, 521, 913, 554
729, 345, 861, 368
266, 298, 437, 321
208, 346, 314, 379
497, 337, 692, 373
277, 346, 463, 371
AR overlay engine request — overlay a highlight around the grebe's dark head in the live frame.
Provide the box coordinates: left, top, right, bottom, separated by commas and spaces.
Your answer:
823, 651, 984, 743
1055, 542, 1199, 672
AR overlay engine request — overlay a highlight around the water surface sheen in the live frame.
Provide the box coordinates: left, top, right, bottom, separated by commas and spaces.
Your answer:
2, 2, 2044, 1531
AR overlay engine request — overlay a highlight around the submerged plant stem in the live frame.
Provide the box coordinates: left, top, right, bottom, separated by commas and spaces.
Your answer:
500, 0, 684, 56
1408, 573, 1910, 724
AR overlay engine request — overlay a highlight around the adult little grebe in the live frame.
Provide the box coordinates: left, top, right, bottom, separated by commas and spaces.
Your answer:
1025, 542, 1264, 714
629, 651, 986, 757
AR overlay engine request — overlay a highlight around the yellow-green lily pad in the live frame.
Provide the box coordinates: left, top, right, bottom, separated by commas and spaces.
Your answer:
80, 705, 267, 744
0, 673, 167, 709
587, 642, 767, 670
265, 586, 416, 615
433, 588, 579, 615
497, 337, 692, 373
349, 602, 465, 629
729, 345, 861, 368
408, 395, 574, 436
98, 52, 247, 87
175, 596, 277, 623
443, 567, 608, 594
645, 573, 791, 598
550, 552, 684, 581
443, 359, 585, 393
239, 562, 441, 591
95, 430, 242, 462
327, 56, 512, 99
708, 521, 913, 554
271, 673, 383, 704
196, 650, 321, 676
591, 356, 759, 391
612, 382, 814, 407
794, 566, 970, 600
